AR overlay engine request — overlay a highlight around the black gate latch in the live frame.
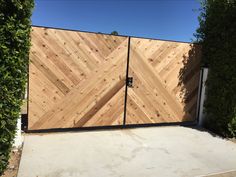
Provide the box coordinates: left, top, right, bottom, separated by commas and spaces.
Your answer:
127, 77, 133, 87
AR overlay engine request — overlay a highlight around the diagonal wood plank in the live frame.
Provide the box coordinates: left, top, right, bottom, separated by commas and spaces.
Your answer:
129, 46, 186, 118
126, 38, 201, 124
29, 26, 201, 130
30, 39, 127, 129
29, 26, 128, 130
84, 86, 125, 126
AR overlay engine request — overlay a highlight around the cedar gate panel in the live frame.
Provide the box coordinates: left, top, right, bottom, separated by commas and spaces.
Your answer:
28, 26, 201, 130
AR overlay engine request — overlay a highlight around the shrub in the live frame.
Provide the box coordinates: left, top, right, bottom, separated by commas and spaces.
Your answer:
0, 0, 34, 174
195, 0, 236, 137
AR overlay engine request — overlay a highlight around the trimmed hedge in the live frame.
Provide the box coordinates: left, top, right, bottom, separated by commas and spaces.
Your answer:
0, 0, 34, 174
195, 0, 236, 137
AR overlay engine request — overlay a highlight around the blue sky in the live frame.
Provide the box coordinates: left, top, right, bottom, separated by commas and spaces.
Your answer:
32, 0, 201, 42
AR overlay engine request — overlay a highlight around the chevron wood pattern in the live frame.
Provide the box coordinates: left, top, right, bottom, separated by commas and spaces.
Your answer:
29, 27, 201, 130
28, 27, 128, 130
126, 38, 201, 124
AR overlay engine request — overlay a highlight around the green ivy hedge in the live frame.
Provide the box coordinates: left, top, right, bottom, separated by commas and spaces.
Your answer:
195, 0, 236, 137
0, 0, 34, 174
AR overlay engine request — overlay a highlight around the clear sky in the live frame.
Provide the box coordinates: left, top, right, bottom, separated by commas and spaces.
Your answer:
32, 0, 201, 42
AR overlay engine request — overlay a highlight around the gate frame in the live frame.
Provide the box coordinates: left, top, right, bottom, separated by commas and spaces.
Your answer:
24, 25, 203, 133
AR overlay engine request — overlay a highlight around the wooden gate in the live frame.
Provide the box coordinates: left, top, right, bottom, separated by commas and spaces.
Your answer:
29, 27, 128, 130
28, 26, 201, 131
125, 38, 201, 125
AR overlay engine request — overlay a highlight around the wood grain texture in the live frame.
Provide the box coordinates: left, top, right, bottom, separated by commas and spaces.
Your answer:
126, 38, 201, 124
29, 27, 128, 130
29, 27, 202, 130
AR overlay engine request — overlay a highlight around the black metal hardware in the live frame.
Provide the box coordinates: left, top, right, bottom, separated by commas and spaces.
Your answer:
127, 77, 133, 87
123, 37, 131, 125
21, 114, 28, 131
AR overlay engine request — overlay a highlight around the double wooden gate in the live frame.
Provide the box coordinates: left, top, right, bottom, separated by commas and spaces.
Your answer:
28, 26, 201, 131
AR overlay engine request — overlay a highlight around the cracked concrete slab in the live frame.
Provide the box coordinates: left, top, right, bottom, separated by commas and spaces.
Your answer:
18, 126, 236, 177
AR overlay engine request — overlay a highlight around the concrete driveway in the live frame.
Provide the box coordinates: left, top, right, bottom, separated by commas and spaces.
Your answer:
18, 126, 236, 177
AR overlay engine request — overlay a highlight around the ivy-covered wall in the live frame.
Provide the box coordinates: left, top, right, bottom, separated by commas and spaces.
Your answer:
195, 0, 236, 137
0, 0, 34, 174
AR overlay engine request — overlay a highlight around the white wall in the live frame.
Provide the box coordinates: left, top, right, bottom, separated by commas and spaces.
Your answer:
13, 85, 27, 148
198, 68, 209, 126
13, 115, 24, 148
